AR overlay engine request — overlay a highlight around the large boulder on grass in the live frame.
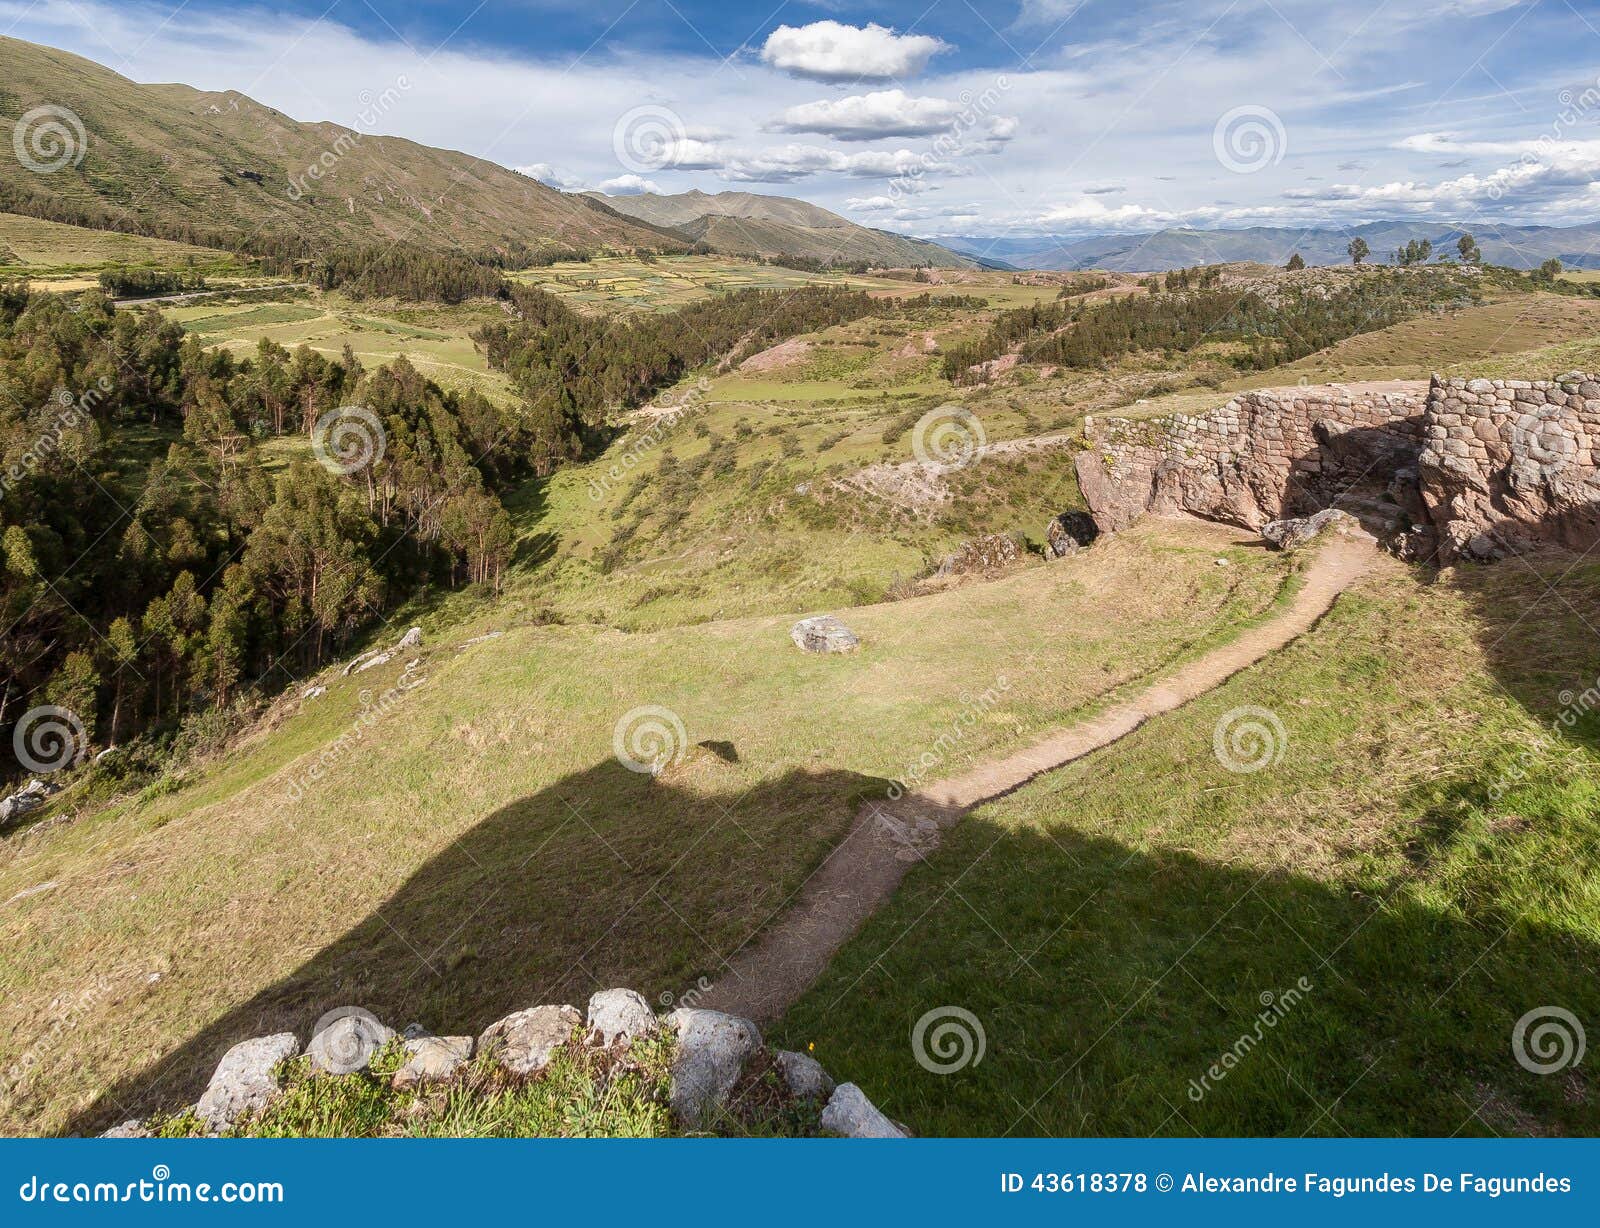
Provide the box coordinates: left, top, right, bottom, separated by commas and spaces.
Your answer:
791, 615, 860, 654
478, 1005, 580, 1076
195, 1033, 299, 1130
664, 1008, 761, 1126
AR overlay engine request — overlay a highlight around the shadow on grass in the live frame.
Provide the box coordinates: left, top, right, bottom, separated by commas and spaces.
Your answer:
776, 817, 1600, 1138
66, 757, 889, 1135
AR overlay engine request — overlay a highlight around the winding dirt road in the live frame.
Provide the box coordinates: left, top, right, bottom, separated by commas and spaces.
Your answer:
701, 532, 1385, 1023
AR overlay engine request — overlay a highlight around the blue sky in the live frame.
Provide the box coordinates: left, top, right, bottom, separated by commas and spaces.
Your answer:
5, 1, 1600, 239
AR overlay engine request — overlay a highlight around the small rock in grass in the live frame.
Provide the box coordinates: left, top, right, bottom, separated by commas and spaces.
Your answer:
196, 1033, 299, 1130
775, 1049, 835, 1100
392, 1036, 473, 1088
820, 1082, 907, 1138
586, 988, 659, 1046
478, 1005, 581, 1076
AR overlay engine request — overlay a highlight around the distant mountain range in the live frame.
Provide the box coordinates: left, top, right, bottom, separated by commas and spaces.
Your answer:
587, 189, 981, 269
0, 35, 679, 257
941, 223, 1600, 272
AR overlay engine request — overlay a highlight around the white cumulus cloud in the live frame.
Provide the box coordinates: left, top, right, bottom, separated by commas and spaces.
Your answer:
759, 21, 950, 83
598, 173, 662, 195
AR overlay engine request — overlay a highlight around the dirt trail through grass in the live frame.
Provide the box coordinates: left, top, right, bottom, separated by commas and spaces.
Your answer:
702, 531, 1387, 1023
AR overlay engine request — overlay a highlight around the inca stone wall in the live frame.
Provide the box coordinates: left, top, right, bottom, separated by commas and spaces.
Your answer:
1420, 373, 1600, 561
1076, 373, 1600, 563
1074, 383, 1428, 535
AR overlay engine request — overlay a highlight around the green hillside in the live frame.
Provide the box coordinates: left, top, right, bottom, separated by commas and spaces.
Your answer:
0, 36, 677, 257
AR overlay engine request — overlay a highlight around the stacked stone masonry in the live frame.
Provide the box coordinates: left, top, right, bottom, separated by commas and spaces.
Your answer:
1074, 373, 1600, 563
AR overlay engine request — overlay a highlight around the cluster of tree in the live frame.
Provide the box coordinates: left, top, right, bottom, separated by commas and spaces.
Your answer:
292, 245, 507, 303
757, 255, 878, 275
1393, 238, 1435, 266
945, 267, 1479, 382
1531, 256, 1565, 284
97, 268, 208, 299
1153, 266, 1223, 293
475, 283, 920, 428
0, 286, 524, 783
1057, 276, 1111, 298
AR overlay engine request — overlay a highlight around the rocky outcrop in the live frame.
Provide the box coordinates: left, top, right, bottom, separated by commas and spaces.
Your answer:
0, 778, 59, 827
935, 533, 1023, 576
1046, 511, 1099, 558
106, 990, 901, 1138
1076, 374, 1600, 564
1260, 508, 1369, 551
791, 615, 861, 653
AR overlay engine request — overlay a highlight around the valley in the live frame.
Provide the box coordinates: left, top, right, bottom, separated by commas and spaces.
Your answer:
3, 20, 1600, 1148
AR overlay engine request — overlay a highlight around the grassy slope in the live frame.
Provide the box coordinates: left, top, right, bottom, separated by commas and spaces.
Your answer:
0, 212, 244, 278
0, 36, 670, 254
0, 521, 1292, 1134
780, 557, 1600, 1136
164, 294, 515, 403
